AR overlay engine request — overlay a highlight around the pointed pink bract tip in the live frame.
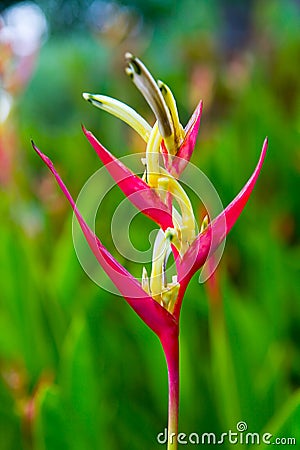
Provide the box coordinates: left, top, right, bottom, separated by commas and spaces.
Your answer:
32, 140, 54, 170
177, 136, 269, 296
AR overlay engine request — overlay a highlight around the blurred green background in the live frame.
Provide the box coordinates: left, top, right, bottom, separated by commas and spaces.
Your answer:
0, 0, 300, 448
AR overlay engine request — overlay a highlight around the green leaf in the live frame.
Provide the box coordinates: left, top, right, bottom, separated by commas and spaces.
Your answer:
34, 385, 70, 450
0, 379, 24, 450
252, 390, 300, 449
58, 315, 105, 449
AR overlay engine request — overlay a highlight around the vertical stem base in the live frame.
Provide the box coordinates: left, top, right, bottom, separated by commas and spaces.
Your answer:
160, 327, 179, 450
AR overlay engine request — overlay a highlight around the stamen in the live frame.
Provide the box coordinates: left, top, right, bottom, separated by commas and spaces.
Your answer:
164, 227, 180, 250
142, 266, 150, 294
162, 283, 180, 313
141, 157, 147, 182
125, 52, 173, 140
150, 229, 172, 302
200, 214, 209, 233
82, 93, 151, 142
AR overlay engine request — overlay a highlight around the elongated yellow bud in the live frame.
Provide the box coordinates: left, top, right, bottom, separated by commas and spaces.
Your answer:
158, 80, 185, 155
82, 93, 151, 142
145, 122, 162, 187
125, 52, 173, 140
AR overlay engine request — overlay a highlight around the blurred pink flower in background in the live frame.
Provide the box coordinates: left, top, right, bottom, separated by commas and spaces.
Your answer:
0, 1, 47, 186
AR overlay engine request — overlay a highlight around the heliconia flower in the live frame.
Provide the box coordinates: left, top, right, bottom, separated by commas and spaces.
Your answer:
33, 53, 268, 450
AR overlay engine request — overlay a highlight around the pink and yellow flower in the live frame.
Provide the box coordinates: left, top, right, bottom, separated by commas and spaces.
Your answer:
33, 53, 267, 449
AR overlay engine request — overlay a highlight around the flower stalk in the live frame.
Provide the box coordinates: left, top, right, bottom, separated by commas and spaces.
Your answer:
160, 327, 179, 450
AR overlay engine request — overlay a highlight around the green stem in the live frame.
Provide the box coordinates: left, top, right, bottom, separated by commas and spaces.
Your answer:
161, 328, 179, 450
